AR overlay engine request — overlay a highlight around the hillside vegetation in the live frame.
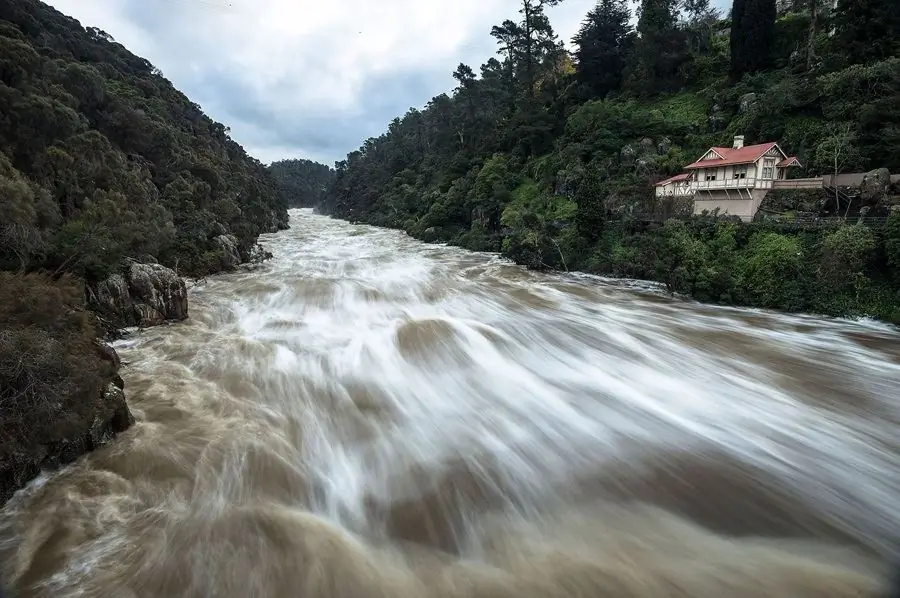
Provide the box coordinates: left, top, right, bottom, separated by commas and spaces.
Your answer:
0, 0, 289, 501
268, 158, 335, 208
0, 0, 289, 281
321, 0, 900, 322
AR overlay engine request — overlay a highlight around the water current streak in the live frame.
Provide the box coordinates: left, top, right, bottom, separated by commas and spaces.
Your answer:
1, 209, 899, 597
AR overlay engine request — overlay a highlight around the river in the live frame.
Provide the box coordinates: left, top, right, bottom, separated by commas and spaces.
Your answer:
2, 208, 900, 597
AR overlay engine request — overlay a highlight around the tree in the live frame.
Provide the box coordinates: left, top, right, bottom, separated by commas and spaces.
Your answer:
815, 122, 860, 218
831, 0, 900, 66
572, 0, 633, 99
730, 0, 776, 81
805, 0, 818, 71
625, 0, 688, 95
491, 0, 566, 98
267, 159, 334, 208
680, 0, 721, 55
574, 163, 607, 242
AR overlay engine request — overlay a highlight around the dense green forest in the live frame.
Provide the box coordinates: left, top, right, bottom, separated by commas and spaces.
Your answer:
321, 0, 900, 323
0, 0, 289, 281
268, 158, 334, 208
0, 0, 289, 494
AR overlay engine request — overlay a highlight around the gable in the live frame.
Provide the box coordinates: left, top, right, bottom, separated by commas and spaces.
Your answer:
701, 148, 724, 161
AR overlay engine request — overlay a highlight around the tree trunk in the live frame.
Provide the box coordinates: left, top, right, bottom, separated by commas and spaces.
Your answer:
806, 0, 818, 70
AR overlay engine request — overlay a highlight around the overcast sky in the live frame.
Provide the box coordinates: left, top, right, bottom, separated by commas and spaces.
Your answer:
45, 0, 730, 167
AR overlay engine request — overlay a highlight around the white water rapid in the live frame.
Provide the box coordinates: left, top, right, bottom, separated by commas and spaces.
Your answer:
2, 208, 900, 597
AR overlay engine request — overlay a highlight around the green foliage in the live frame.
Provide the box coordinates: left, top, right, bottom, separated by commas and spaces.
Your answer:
321, 0, 900, 323
572, 0, 633, 100
831, 0, 900, 66
0, 0, 288, 281
739, 231, 804, 309
268, 158, 334, 208
0, 273, 111, 457
625, 0, 688, 95
731, 0, 777, 80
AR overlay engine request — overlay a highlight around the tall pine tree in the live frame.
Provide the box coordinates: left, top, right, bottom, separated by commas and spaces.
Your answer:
832, 0, 900, 66
624, 0, 687, 96
572, 0, 633, 99
730, 0, 776, 81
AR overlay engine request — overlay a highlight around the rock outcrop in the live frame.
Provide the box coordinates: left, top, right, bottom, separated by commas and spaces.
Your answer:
0, 343, 134, 506
860, 168, 892, 205
94, 260, 188, 328
214, 234, 241, 269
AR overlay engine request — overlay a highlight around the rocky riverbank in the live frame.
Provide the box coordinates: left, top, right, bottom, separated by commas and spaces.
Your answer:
0, 259, 193, 506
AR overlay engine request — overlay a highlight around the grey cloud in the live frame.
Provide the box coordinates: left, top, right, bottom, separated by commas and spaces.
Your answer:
195, 67, 454, 158
47, 0, 737, 167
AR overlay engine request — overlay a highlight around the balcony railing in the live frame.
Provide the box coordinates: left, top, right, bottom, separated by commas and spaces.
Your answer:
690, 178, 774, 191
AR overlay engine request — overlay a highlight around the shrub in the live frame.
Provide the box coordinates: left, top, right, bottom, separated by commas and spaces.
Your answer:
0, 272, 112, 458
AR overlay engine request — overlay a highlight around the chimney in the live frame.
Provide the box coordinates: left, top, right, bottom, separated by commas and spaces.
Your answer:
733, 135, 745, 149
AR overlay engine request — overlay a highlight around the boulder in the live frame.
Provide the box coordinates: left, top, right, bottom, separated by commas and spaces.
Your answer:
739, 93, 759, 114
94, 261, 188, 328
128, 262, 188, 325
214, 234, 241, 269
860, 168, 891, 205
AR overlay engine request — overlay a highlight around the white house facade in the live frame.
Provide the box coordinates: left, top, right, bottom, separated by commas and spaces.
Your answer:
654, 136, 802, 221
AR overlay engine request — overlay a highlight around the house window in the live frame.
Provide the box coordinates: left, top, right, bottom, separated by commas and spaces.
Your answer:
705, 170, 716, 181
778, 168, 786, 180
762, 158, 776, 179
733, 165, 748, 179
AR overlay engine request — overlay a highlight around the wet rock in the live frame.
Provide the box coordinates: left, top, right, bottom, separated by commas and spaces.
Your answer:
860, 168, 891, 205
128, 262, 188, 325
0, 382, 134, 506
214, 234, 241, 269
639, 137, 655, 154
93, 261, 188, 328
96, 340, 122, 370
620, 144, 636, 164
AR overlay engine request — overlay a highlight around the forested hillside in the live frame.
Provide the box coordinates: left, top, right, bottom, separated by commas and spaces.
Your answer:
268, 158, 334, 208
0, 0, 289, 502
0, 0, 289, 280
321, 0, 900, 322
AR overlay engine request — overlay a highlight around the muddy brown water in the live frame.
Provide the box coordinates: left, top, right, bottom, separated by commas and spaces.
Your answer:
2, 208, 900, 597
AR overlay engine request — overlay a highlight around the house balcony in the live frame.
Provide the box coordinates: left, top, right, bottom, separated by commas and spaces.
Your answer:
691, 178, 775, 192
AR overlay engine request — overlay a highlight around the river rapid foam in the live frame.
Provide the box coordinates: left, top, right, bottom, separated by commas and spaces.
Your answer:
2, 208, 900, 597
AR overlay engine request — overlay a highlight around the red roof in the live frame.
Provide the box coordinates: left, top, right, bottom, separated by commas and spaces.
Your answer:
685, 142, 782, 169
654, 173, 692, 186
778, 156, 801, 167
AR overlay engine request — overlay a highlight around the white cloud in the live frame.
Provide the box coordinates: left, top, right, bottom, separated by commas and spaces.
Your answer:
44, 0, 729, 165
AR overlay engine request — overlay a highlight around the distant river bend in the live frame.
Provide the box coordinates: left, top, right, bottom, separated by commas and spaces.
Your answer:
2, 208, 900, 597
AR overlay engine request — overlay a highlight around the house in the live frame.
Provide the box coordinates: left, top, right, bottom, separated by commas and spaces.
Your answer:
653, 173, 694, 198
654, 135, 802, 221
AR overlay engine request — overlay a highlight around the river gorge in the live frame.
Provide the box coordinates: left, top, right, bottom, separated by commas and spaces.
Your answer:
2, 208, 900, 597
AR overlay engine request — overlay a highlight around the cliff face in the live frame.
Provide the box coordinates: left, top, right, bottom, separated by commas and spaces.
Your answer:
93, 260, 189, 329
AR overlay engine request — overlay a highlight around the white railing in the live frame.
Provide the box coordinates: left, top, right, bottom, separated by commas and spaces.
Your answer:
690, 178, 773, 191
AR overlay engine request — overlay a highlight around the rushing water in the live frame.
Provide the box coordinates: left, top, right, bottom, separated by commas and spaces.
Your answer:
2, 208, 900, 597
